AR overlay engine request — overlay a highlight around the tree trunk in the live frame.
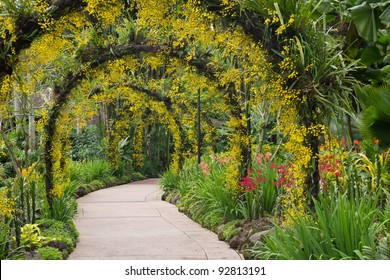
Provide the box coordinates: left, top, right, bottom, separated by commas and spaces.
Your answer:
28, 92, 36, 151
13, 90, 24, 132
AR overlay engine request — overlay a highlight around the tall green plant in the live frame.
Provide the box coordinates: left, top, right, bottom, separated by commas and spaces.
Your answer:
253, 193, 384, 259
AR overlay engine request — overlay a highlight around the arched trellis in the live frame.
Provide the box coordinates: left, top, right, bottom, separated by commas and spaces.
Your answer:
102, 84, 186, 173
1, 1, 269, 213
4, 21, 265, 215
1, 0, 347, 221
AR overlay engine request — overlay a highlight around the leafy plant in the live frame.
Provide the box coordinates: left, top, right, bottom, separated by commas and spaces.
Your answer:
0, 219, 12, 259
238, 158, 283, 219
20, 224, 48, 251
70, 159, 115, 185
357, 85, 390, 147
160, 169, 180, 192
37, 246, 63, 260
252, 193, 384, 260
38, 218, 78, 256
44, 196, 77, 223
70, 126, 106, 161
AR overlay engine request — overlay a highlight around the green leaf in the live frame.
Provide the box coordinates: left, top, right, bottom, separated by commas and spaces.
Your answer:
382, 65, 390, 73
380, 4, 390, 24
377, 35, 390, 45
359, 47, 383, 65
315, 1, 334, 14
349, 2, 381, 42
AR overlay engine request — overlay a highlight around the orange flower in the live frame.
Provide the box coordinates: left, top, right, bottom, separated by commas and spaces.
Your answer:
200, 162, 210, 176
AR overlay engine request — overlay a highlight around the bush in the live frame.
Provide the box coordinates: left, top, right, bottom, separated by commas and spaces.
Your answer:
38, 219, 78, 256
37, 246, 63, 260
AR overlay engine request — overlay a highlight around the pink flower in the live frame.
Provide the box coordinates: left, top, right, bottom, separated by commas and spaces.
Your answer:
256, 153, 263, 164
200, 162, 210, 176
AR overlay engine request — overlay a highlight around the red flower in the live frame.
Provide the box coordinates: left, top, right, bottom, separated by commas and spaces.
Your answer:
334, 171, 342, 178
239, 176, 258, 192
256, 177, 267, 183
274, 177, 287, 186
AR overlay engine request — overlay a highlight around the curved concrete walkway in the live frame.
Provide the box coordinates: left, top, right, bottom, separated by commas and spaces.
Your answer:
68, 179, 242, 260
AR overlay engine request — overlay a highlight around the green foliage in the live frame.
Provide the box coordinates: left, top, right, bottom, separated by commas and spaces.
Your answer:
349, 0, 390, 43
37, 246, 63, 260
70, 126, 106, 161
70, 160, 115, 185
20, 224, 47, 251
38, 219, 78, 253
42, 196, 77, 223
252, 194, 385, 260
238, 160, 281, 219
167, 157, 241, 230
357, 85, 390, 147
160, 169, 180, 192
219, 221, 241, 241
0, 219, 12, 259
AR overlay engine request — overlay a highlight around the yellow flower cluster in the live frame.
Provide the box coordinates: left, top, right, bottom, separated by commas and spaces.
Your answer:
0, 188, 14, 219
84, 0, 123, 25
0, 16, 16, 42
136, 0, 173, 31
0, 75, 12, 116
224, 158, 242, 193
264, 8, 280, 25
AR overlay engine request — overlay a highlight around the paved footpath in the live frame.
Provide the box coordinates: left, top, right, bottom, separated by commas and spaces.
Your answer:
68, 179, 242, 260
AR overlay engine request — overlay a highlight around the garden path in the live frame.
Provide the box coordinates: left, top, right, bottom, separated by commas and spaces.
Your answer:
68, 178, 242, 260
